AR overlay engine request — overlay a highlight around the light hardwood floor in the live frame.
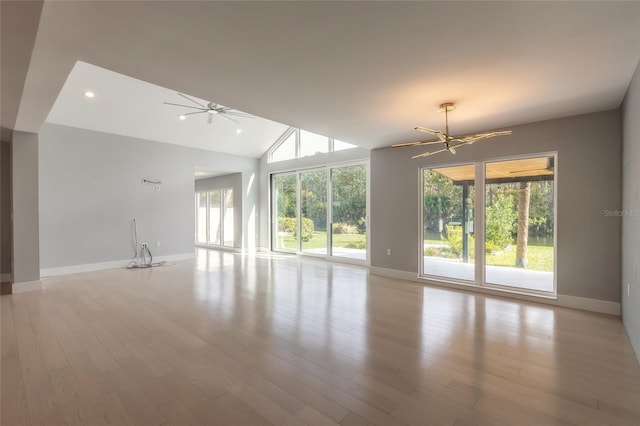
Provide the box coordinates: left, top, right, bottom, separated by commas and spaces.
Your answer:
2, 248, 639, 425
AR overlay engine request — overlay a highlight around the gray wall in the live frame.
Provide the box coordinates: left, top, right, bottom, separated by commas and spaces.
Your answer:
39, 123, 258, 270
1, 141, 12, 276
195, 173, 243, 249
371, 110, 621, 303
257, 147, 370, 251
12, 131, 40, 284
622, 60, 640, 361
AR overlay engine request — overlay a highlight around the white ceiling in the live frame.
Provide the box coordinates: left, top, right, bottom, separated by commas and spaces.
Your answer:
45, 61, 289, 158
11, 1, 640, 151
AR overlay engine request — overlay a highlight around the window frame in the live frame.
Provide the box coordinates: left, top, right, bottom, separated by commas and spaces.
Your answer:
419, 152, 558, 299
268, 127, 357, 163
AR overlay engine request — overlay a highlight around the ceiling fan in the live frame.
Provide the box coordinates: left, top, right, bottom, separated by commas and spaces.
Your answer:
164, 93, 255, 124
392, 103, 512, 159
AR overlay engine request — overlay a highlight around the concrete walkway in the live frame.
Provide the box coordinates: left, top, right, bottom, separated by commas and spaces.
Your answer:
423, 256, 554, 292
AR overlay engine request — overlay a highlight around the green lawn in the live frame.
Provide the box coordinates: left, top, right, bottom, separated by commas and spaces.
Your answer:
424, 232, 554, 272
276, 231, 366, 251
485, 245, 553, 272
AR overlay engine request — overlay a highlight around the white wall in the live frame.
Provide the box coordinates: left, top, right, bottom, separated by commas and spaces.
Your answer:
39, 123, 258, 273
622, 60, 640, 362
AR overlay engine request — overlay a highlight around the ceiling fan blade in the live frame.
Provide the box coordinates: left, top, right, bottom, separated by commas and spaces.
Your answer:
415, 126, 447, 142
207, 113, 213, 124
164, 102, 205, 111
460, 130, 512, 143
224, 112, 255, 118
177, 93, 207, 108
220, 114, 239, 124
182, 111, 207, 116
411, 148, 449, 159
449, 146, 457, 154
414, 126, 440, 134
392, 139, 442, 148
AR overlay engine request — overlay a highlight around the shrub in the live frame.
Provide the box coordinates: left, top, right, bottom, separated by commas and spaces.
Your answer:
277, 217, 314, 241
333, 222, 358, 234
345, 241, 366, 249
485, 191, 516, 249
424, 247, 441, 257
444, 224, 475, 259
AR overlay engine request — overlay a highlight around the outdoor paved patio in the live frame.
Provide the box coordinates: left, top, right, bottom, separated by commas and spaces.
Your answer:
423, 256, 554, 292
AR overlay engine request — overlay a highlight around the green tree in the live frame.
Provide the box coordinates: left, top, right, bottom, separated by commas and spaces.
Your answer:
331, 165, 367, 233
485, 186, 517, 250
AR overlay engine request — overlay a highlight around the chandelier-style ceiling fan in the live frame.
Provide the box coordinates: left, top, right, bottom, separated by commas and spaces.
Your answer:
393, 103, 512, 159
164, 93, 255, 124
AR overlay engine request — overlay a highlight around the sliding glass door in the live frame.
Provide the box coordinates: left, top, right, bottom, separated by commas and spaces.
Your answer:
195, 188, 234, 248
300, 170, 327, 255
421, 154, 556, 295
485, 156, 555, 292
422, 164, 476, 281
272, 174, 297, 252
331, 164, 367, 260
271, 162, 368, 262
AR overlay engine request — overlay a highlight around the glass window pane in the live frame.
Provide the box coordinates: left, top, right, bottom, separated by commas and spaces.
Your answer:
485, 156, 555, 292
273, 174, 297, 252
299, 130, 328, 157
422, 165, 475, 281
300, 170, 327, 255
223, 189, 234, 247
333, 139, 357, 151
208, 191, 221, 245
331, 165, 366, 260
196, 192, 207, 244
271, 132, 296, 163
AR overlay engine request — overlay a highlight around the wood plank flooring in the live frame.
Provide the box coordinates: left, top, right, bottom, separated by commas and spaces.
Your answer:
2, 248, 639, 425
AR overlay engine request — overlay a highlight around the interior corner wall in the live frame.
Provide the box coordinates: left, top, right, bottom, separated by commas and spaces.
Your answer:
195, 173, 243, 250
622, 60, 640, 362
38, 123, 258, 272
12, 131, 40, 284
1, 141, 13, 277
371, 110, 622, 304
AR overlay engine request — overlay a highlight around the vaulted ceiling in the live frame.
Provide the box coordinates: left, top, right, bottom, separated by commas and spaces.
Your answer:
2, 1, 640, 154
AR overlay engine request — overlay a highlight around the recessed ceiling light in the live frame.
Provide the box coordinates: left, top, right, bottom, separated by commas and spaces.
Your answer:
236, 129, 242, 134
179, 115, 186, 121
83, 90, 95, 98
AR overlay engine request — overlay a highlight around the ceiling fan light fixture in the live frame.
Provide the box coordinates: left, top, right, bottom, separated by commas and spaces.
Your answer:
83, 90, 95, 98
393, 101, 513, 158
438, 102, 455, 113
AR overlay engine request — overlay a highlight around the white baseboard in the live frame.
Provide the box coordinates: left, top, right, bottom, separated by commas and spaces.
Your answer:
13, 280, 43, 293
40, 252, 196, 277
1, 273, 12, 282
370, 267, 621, 316
556, 294, 620, 315
370, 267, 418, 282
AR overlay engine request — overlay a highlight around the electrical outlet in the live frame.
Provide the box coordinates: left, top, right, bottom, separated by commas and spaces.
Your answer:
141, 242, 148, 249
628, 283, 631, 298
155, 241, 161, 248
387, 248, 392, 256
